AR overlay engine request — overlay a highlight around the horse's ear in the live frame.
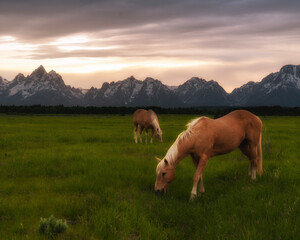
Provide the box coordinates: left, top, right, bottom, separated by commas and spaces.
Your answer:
155, 156, 162, 163
164, 159, 168, 165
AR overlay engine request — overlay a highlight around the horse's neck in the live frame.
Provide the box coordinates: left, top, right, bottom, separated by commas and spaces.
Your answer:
166, 121, 198, 168
151, 117, 160, 130
165, 137, 189, 168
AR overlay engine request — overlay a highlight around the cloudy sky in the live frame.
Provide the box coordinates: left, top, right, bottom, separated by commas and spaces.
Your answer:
0, 0, 299, 92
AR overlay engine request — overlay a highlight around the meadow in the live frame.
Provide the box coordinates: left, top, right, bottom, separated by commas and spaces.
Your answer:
0, 114, 299, 239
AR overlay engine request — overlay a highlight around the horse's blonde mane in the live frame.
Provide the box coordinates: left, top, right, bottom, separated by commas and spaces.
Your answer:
164, 117, 204, 165
149, 110, 160, 130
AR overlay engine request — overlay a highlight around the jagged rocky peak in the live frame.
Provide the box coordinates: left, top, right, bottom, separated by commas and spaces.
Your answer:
26, 65, 66, 87
188, 77, 206, 83
207, 80, 218, 85
178, 77, 207, 90
128, 75, 136, 81
13, 73, 26, 82
276, 64, 300, 86
118, 76, 136, 84
179, 77, 207, 89
0, 76, 9, 84
263, 64, 300, 89
231, 81, 256, 93
144, 77, 163, 86
123, 75, 137, 82
122, 76, 139, 84
280, 64, 300, 75
101, 82, 108, 88
48, 70, 59, 76
47, 70, 64, 82
30, 65, 47, 79
144, 77, 155, 81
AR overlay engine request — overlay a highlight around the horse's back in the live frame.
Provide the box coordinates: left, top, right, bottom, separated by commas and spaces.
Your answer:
214, 110, 262, 137
133, 109, 146, 122
192, 110, 262, 156
224, 110, 261, 132
133, 109, 146, 117
215, 110, 260, 127
215, 110, 262, 147
133, 109, 151, 126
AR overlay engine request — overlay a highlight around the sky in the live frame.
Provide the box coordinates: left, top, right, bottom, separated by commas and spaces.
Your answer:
0, 0, 299, 92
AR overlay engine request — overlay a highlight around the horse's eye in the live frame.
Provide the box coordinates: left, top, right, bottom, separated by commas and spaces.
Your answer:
162, 172, 166, 176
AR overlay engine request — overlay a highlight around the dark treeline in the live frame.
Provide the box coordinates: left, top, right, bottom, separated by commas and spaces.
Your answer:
0, 105, 300, 116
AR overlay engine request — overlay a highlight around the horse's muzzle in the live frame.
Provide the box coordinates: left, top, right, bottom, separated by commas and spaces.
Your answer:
155, 189, 165, 195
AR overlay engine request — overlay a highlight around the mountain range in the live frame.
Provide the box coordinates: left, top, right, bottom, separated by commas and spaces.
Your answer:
0, 64, 299, 107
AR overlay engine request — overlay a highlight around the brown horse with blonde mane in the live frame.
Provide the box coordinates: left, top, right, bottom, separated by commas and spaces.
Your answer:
155, 110, 262, 201
133, 109, 162, 143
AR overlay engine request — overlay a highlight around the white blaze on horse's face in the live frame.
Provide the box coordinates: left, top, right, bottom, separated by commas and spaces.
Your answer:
156, 128, 163, 142
155, 158, 175, 194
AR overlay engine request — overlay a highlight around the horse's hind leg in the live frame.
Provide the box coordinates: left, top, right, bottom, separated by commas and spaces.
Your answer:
239, 141, 258, 180
139, 126, 144, 143
150, 129, 154, 143
134, 123, 138, 143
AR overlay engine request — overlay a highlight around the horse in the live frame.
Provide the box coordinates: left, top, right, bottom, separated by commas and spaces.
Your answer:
133, 109, 163, 144
154, 110, 263, 201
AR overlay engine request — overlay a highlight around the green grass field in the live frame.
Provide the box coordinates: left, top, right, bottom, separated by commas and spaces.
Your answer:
0, 114, 299, 239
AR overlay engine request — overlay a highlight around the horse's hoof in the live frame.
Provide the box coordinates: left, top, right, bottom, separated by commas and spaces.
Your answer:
189, 193, 197, 202
199, 189, 205, 194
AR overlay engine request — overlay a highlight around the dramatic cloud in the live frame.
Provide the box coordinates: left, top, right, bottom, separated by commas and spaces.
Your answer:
0, 0, 300, 91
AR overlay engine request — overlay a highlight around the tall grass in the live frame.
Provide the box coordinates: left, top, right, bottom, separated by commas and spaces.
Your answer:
0, 114, 299, 239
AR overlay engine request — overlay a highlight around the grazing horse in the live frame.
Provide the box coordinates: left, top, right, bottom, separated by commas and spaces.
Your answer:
133, 109, 162, 143
154, 110, 262, 201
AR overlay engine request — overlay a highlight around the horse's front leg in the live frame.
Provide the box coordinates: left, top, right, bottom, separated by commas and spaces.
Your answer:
145, 128, 148, 144
150, 128, 154, 143
191, 153, 204, 194
191, 154, 205, 193
134, 124, 138, 143
190, 154, 208, 201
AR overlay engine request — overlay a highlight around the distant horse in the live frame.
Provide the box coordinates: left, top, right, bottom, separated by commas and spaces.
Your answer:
154, 110, 262, 201
133, 109, 162, 143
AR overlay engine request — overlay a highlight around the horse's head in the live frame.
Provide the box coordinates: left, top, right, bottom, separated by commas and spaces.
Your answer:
154, 157, 175, 195
155, 128, 163, 142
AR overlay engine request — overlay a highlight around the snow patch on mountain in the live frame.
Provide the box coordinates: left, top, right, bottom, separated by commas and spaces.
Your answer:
130, 82, 143, 101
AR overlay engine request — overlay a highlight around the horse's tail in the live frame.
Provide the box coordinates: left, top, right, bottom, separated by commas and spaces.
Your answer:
257, 131, 263, 175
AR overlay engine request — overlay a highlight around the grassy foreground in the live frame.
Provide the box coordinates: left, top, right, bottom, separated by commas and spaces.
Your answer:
0, 114, 299, 239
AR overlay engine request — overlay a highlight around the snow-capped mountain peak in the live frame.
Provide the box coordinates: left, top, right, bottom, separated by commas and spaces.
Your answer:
0, 64, 299, 107
0, 66, 84, 105
12, 73, 26, 83
279, 65, 300, 89
0, 76, 9, 92
29, 65, 47, 80
175, 77, 230, 106
84, 76, 181, 107
230, 64, 300, 106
